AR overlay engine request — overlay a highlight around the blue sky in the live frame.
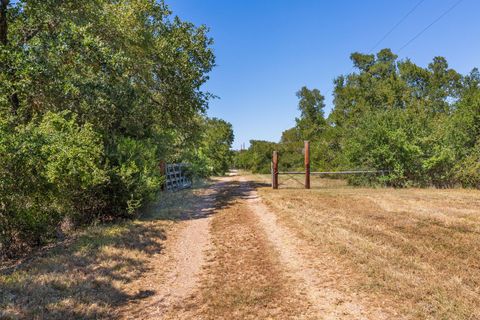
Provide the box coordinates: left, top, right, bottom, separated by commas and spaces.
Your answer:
167, 0, 480, 149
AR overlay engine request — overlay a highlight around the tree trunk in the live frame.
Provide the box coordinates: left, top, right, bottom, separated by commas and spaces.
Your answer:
0, 0, 8, 45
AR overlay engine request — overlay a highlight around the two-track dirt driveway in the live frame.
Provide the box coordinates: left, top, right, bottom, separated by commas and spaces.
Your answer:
119, 173, 391, 319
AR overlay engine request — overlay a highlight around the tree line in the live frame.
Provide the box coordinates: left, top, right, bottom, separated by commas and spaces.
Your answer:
235, 49, 479, 188
0, 0, 233, 257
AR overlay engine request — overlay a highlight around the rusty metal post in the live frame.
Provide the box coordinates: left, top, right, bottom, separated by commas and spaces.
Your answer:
272, 151, 279, 189
304, 141, 310, 189
159, 160, 166, 191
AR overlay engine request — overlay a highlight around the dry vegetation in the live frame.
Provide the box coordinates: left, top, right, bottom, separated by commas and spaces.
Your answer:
3, 172, 480, 320
172, 179, 309, 319
250, 174, 480, 319
0, 181, 211, 320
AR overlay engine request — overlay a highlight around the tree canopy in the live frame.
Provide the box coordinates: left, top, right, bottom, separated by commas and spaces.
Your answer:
235, 49, 480, 189
0, 0, 233, 256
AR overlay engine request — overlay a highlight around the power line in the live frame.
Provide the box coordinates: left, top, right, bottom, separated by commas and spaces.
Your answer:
342, 0, 426, 77
398, 0, 464, 52
329, 0, 463, 100
369, 0, 426, 53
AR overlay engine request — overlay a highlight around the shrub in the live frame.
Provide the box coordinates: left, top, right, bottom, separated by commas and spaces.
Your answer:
109, 137, 163, 215
455, 141, 480, 188
0, 112, 106, 256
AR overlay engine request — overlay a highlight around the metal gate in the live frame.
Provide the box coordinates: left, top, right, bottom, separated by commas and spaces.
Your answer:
271, 141, 388, 189
164, 163, 192, 191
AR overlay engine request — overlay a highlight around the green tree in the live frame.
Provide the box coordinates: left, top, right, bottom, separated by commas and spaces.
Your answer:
295, 86, 327, 140
326, 49, 465, 186
279, 127, 303, 170
189, 117, 234, 176
0, 0, 218, 255
234, 140, 277, 174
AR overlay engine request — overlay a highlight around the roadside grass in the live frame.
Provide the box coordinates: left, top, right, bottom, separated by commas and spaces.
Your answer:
0, 180, 211, 320
251, 174, 480, 319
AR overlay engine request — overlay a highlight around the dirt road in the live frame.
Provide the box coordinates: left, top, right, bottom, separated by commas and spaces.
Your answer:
3, 173, 477, 319
119, 174, 391, 319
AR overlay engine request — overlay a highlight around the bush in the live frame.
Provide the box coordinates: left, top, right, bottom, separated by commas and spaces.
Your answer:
109, 137, 163, 215
344, 110, 423, 187
0, 112, 106, 256
455, 141, 480, 188
183, 117, 234, 177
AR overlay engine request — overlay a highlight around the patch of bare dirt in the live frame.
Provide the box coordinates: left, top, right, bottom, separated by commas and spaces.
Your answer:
118, 184, 221, 319
170, 178, 310, 319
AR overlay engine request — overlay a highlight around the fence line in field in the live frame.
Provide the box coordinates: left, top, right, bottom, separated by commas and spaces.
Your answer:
271, 141, 388, 189
278, 170, 388, 175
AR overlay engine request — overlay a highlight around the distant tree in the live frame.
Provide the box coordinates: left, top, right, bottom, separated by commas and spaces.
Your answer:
195, 117, 234, 176
279, 127, 304, 170
295, 87, 327, 140
233, 140, 277, 174
274, 49, 478, 187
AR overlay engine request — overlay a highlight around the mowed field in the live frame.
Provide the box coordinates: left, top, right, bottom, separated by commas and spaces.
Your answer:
249, 173, 480, 319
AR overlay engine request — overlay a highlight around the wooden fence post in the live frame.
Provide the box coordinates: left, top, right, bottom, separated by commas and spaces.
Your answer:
304, 141, 310, 189
272, 151, 279, 189
159, 160, 166, 191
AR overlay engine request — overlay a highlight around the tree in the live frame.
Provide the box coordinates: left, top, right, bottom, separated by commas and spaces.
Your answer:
279, 127, 304, 170
189, 117, 234, 176
0, 0, 218, 256
233, 140, 277, 174
295, 86, 327, 140
273, 49, 478, 188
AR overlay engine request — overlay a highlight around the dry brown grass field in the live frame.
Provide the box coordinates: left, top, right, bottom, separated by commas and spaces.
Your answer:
0, 181, 212, 320
249, 173, 480, 319
2, 173, 480, 319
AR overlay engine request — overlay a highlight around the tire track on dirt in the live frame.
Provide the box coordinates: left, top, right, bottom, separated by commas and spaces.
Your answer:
119, 183, 221, 319
175, 177, 311, 319
121, 174, 392, 319
239, 176, 390, 319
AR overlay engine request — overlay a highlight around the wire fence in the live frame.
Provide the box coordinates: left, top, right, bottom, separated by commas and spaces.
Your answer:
270, 142, 390, 190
